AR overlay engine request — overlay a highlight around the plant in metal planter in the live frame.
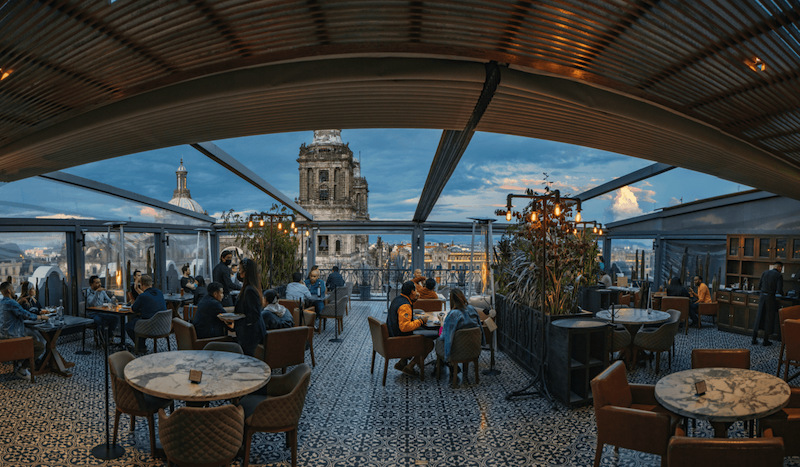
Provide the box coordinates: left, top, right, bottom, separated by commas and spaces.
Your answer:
222, 204, 301, 290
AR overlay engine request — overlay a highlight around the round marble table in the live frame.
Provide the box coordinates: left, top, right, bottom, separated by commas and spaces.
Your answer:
654, 367, 791, 437
595, 308, 670, 325
124, 351, 271, 402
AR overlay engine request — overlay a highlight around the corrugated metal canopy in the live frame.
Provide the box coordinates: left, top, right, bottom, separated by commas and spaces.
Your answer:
2, 0, 800, 198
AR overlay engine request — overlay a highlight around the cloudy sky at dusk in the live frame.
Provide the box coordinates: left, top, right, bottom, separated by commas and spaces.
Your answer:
61, 129, 750, 227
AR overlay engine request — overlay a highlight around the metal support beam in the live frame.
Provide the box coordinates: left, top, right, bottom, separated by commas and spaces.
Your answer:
411, 224, 425, 272
576, 163, 675, 202
413, 62, 501, 222
191, 142, 314, 220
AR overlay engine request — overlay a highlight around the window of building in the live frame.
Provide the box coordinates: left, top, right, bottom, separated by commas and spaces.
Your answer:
319, 189, 329, 202
335, 239, 341, 254
319, 170, 328, 183
319, 236, 329, 254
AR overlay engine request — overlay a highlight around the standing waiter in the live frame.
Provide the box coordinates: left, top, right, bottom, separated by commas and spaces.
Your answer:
752, 261, 784, 346
213, 250, 241, 307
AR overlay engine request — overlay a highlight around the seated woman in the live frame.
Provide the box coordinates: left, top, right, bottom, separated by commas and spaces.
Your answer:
232, 259, 267, 357
261, 289, 294, 330
192, 276, 208, 305
17, 281, 41, 313
436, 288, 485, 363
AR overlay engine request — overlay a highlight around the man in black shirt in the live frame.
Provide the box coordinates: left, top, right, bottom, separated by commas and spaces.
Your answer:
752, 261, 784, 346
212, 251, 240, 307
180, 265, 196, 294
192, 282, 229, 339
326, 265, 345, 290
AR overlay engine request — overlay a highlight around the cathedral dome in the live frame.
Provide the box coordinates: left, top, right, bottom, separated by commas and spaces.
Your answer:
168, 158, 205, 213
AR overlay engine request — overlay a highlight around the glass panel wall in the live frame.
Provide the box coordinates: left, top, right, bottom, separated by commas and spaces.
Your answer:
165, 232, 211, 294
83, 230, 155, 300
0, 232, 68, 306
607, 239, 655, 284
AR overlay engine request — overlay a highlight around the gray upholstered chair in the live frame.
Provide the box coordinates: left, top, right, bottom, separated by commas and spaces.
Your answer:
172, 317, 231, 351
435, 327, 482, 388
108, 351, 173, 460
158, 404, 245, 467
318, 295, 348, 333
438, 285, 450, 299
134, 310, 172, 353
202, 341, 243, 354
609, 325, 632, 369
632, 310, 681, 374
239, 363, 312, 467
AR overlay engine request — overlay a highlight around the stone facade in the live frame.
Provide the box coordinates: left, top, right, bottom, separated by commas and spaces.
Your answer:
298, 130, 369, 269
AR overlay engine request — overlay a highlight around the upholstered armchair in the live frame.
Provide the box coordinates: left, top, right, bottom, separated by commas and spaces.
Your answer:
172, 317, 231, 351
239, 363, 312, 467
435, 327, 482, 388
413, 299, 445, 312
667, 428, 783, 466
760, 386, 800, 457
0, 336, 36, 383
696, 295, 719, 328
777, 305, 800, 378
158, 404, 245, 467
280, 299, 316, 367
368, 316, 427, 385
632, 310, 681, 374
660, 297, 690, 333
318, 295, 348, 333
591, 360, 679, 467
134, 310, 172, 353
255, 327, 308, 373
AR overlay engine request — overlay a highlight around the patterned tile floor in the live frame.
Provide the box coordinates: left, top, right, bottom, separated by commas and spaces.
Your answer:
1, 301, 798, 466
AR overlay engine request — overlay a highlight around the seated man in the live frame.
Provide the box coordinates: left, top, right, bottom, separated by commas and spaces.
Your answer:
0, 281, 46, 379
326, 265, 346, 290
262, 289, 294, 330
689, 275, 712, 323
417, 277, 439, 300
192, 281, 229, 339
412, 269, 425, 288
129, 269, 143, 302
125, 275, 167, 352
304, 269, 326, 318
86, 275, 120, 333
387, 281, 433, 377
180, 265, 196, 294
286, 272, 312, 307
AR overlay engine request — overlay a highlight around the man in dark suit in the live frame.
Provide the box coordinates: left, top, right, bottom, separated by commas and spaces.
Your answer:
212, 250, 240, 307
752, 261, 784, 346
192, 282, 229, 339
126, 275, 167, 352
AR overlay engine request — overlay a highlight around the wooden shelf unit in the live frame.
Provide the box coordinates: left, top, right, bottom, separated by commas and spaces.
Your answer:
547, 319, 609, 407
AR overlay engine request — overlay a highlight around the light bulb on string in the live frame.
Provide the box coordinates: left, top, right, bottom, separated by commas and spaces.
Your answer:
532, 211, 537, 222
291, 221, 295, 230
278, 222, 282, 230
573, 228, 578, 235
593, 225, 598, 233
294, 227, 298, 233
599, 228, 603, 235
576, 211, 582, 222
554, 204, 561, 216
259, 218, 264, 227
505, 210, 512, 221
284, 229, 288, 234
247, 220, 253, 228
305, 230, 310, 237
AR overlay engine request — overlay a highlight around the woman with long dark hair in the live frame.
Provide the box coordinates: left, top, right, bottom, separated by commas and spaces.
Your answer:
437, 288, 484, 363
17, 281, 41, 313
233, 258, 267, 357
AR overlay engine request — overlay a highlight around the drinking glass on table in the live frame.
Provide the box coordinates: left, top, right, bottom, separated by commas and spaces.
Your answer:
438, 312, 445, 323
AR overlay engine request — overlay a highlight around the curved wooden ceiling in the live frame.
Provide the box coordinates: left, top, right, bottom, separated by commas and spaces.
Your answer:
2, 1, 800, 198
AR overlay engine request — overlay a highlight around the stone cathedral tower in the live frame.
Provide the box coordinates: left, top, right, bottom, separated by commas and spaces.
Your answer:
297, 130, 369, 268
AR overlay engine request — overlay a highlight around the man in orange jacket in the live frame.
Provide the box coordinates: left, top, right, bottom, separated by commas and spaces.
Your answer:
387, 281, 433, 376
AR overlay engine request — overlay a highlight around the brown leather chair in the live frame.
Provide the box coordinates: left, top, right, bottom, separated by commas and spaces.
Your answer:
476, 308, 496, 369
280, 299, 316, 367
619, 293, 631, 306
435, 327, 482, 388
691, 348, 750, 370
181, 304, 197, 321
661, 296, 690, 334
760, 387, 800, 456
0, 336, 36, 383
158, 404, 245, 467
591, 360, 679, 467
202, 341, 243, 353
172, 317, 231, 351
781, 319, 800, 382
109, 351, 173, 460
414, 299, 445, 313
256, 327, 308, 373
667, 430, 784, 467
696, 294, 719, 328
368, 316, 427, 385
777, 305, 800, 377
239, 363, 312, 467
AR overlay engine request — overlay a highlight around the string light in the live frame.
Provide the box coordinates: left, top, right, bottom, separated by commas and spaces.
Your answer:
593, 225, 598, 233
575, 211, 581, 222
277, 222, 282, 230
290, 221, 295, 230
599, 228, 603, 235
506, 210, 512, 221
247, 220, 253, 228
284, 229, 288, 234
259, 218, 264, 227
294, 227, 298, 234
305, 230, 310, 237
554, 204, 561, 216
530, 211, 537, 222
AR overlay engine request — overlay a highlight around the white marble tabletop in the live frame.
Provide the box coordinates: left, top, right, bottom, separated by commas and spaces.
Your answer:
595, 308, 670, 325
654, 368, 790, 424
124, 350, 271, 401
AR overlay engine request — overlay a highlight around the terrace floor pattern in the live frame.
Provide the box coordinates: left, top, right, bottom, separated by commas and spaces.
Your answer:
1, 300, 799, 466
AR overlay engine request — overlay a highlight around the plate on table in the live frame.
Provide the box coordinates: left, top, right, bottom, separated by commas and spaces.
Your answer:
218, 313, 244, 320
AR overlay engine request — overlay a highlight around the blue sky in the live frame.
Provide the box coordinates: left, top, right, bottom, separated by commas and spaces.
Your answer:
62, 129, 750, 226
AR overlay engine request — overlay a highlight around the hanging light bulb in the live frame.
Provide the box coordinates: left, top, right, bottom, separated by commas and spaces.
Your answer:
294, 227, 298, 234
593, 225, 598, 233
305, 230, 310, 237
554, 204, 561, 216
599, 228, 603, 236
573, 228, 578, 235
576, 211, 582, 222
248, 219, 253, 228
505, 210, 512, 221
259, 218, 264, 227
284, 229, 288, 234
291, 221, 296, 230
532, 211, 538, 222
278, 222, 282, 230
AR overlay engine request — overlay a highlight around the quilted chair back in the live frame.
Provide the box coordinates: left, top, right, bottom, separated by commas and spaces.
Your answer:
591, 360, 632, 410
691, 349, 750, 370
414, 299, 444, 312
635, 317, 679, 352
134, 310, 173, 336
172, 318, 198, 350
448, 327, 482, 363
262, 327, 308, 369
203, 341, 243, 354
661, 297, 690, 320
320, 295, 348, 318
609, 326, 632, 352
108, 351, 139, 412
368, 316, 388, 357
667, 436, 784, 467
247, 363, 312, 431
159, 404, 245, 467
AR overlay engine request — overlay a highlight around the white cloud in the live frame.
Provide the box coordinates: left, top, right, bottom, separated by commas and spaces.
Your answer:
607, 186, 643, 220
